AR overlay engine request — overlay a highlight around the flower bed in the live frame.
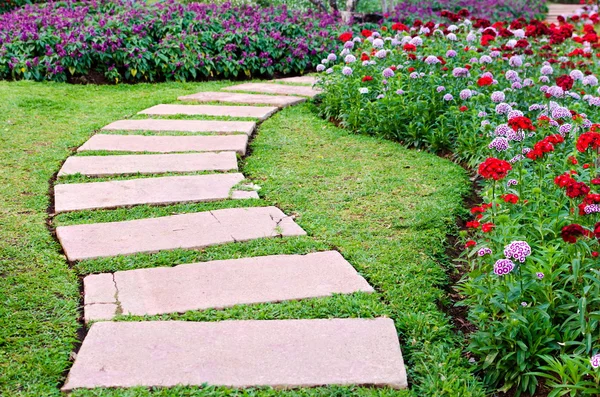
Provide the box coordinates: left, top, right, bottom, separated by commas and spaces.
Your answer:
388, 0, 547, 24
0, 0, 338, 82
316, 5, 600, 395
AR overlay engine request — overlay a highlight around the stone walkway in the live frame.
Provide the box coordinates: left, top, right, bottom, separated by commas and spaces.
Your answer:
55, 78, 407, 392
546, 3, 582, 23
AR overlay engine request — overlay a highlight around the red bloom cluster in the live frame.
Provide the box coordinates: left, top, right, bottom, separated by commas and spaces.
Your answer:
526, 134, 564, 161
362, 75, 373, 82
561, 224, 590, 243
477, 76, 493, 86
595, 222, 600, 240
403, 43, 416, 52
391, 22, 408, 32
466, 220, 480, 228
576, 131, 600, 152
556, 74, 574, 91
339, 32, 353, 42
554, 172, 576, 188
361, 29, 373, 38
478, 158, 512, 180
482, 223, 495, 233
508, 116, 535, 132
501, 194, 519, 204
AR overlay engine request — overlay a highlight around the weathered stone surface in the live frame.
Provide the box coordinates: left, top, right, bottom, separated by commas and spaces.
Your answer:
62, 318, 407, 390
58, 152, 238, 177
139, 104, 278, 121
274, 76, 319, 85
83, 251, 373, 319
84, 273, 117, 305
231, 190, 259, 200
84, 304, 118, 323
56, 206, 306, 261
78, 134, 248, 155
102, 119, 255, 135
178, 91, 305, 107
223, 83, 321, 98
54, 173, 246, 213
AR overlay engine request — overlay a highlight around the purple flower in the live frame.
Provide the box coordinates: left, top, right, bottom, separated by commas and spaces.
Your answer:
342, 66, 352, 76
446, 49, 457, 58
443, 93, 453, 101
570, 70, 584, 81
584, 204, 600, 214
344, 54, 356, 64
505, 70, 519, 82
559, 124, 572, 135
478, 247, 492, 256
504, 241, 532, 263
495, 103, 512, 115
437, 86, 445, 92
491, 91, 505, 103
509, 56, 523, 68
489, 137, 509, 151
424, 55, 440, 65
382, 68, 394, 78
536, 272, 544, 279
591, 354, 600, 369
540, 65, 553, 75
460, 89, 472, 100
494, 259, 515, 276
547, 86, 565, 98
583, 75, 598, 86
552, 106, 571, 119
316, 64, 325, 72
452, 67, 469, 78
507, 179, 518, 186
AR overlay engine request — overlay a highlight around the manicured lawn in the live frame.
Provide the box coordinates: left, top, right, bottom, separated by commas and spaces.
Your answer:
1, 81, 483, 396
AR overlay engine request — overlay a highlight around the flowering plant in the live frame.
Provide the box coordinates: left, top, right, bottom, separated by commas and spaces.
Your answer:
0, 0, 339, 82
316, 4, 600, 395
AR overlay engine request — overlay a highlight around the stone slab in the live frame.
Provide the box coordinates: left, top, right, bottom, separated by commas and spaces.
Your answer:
62, 318, 407, 390
56, 206, 306, 261
78, 134, 248, 155
274, 76, 319, 85
102, 119, 255, 136
83, 251, 374, 319
54, 173, 246, 213
231, 190, 259, 199
178, 91, 305, 107
139, 104, 278, 121
58, 152, 238, 177
84, 304, 118, 323
223, 83, 321, 98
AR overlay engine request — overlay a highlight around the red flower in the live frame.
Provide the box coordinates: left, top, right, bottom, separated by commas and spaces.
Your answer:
466, 221, 480, 228
576, 131, 600, 152
501, 194, 519, 204
569, 156, 578, 165
407, 67, 415, 72
471, 206, 485, 214
360, 53, 370, 61
362, 75, 373, 82
592, 178, 600, 185
561, 224, 590, 243
361, 29, 373, 38
339, 32, 353, 42
555, 172, 576, 188
391, 22, 408, 32
593, 251, 599, 258
482, 223, 495, 233
508, 116, 535, 132
566, 181, 590, 198
465, 240, 477, 248
556, 74, 574, 91
526, 134, 564, 161
478, 158, 512, 180
403, 43, 416, 52
459, 106, 468, 112
477, 76, 493, 86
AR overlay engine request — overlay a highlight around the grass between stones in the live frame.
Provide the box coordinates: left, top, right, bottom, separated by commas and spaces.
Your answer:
1, 80, 484, 396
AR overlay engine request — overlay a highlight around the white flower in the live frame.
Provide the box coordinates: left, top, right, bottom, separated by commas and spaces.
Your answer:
359, 87, 369, 94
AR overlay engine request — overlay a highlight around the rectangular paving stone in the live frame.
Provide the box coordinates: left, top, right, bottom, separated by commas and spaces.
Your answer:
54, 173, 246, 213
223, 83, 321, 98
78, 134, 248, 155
274, 76, 319, 85
58, 152, 238, 177
62, 318, 407, 390
56, 206, 306, 261
178, 91, 305, 107
83, 251, 374, 319
139, 104, 278, 121
102, 119, 255, 135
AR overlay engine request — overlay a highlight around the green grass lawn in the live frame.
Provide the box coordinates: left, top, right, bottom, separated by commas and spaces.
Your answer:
0, 80, 484, 396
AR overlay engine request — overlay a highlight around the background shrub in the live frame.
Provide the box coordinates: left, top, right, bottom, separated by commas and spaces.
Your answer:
0, 0, 340, 83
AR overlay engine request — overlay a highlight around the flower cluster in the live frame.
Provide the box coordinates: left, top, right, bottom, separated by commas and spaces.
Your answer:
478, 157, 512, 180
